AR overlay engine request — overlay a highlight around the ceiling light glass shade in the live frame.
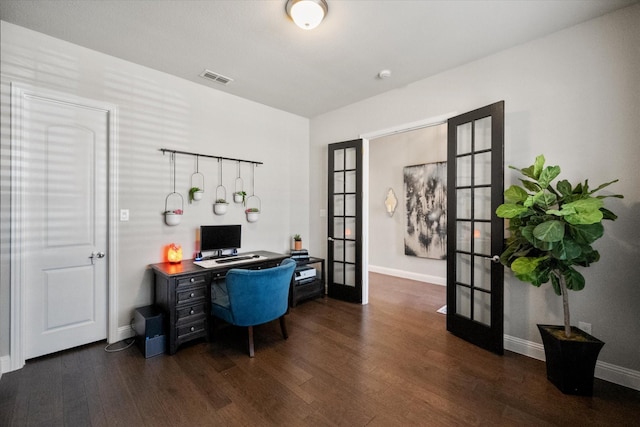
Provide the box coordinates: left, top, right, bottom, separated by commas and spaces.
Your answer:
286, 0, 328, 30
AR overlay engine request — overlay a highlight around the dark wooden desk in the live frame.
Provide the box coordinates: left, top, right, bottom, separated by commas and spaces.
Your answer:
150, 250, 288, 354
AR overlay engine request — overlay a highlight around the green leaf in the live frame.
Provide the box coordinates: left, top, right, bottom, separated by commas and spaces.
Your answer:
569, 223, 604, 245
588, 179, 619, 195
534, 191, 557, 209
533, 155, 545, 179
556, 180, 572, 197
521, 179, 541, 193
564, 268, 585, 291
533, 220, 565, 242
550, 238, 582, 261
538, 165, 561, 189
511, 256, 547, 275
550, 274, 562, 296
600, 207, 618, 221
504, 185, 529, 203
563, 198, 604, 225
496, 204, 529, 218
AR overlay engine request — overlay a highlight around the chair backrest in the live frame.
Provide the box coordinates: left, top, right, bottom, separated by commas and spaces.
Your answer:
224, 258, 296, 326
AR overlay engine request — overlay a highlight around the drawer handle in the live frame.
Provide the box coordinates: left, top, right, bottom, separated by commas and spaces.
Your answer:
189, 308, 195, 315
190, 292, 195, 298
190, 277, 195, 283
190, 326, 195, 332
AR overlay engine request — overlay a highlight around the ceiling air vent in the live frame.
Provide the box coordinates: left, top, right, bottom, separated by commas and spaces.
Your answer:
199, 69, 234, 85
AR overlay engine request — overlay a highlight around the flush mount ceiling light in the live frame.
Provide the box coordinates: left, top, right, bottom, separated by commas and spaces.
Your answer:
285, 0, 328, 30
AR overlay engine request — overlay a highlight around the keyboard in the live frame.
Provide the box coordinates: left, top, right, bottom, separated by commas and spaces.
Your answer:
193, 255, 263, 269
215, 256, 252, 264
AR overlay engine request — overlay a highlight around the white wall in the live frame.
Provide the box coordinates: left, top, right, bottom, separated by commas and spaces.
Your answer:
309, 4, 640, 375
0, 21, 310, 362
368, 125, 447, 284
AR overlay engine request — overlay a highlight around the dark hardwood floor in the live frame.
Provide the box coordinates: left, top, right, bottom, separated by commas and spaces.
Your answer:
2, 273, 639, 426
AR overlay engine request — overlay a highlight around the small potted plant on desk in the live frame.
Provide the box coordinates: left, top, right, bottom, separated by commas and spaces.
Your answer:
496, 154, 622, 395
213, 198, 228, 215
293, 234, 302, 250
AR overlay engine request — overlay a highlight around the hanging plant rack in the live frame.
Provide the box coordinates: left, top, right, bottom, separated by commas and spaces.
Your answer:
160, 148, 262, 166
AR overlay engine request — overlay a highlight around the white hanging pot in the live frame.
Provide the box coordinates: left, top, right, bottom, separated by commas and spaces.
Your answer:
193, 190, 204, 201
245, 195, 261, 223
213, 202, 228, 215
164, 192, 183, 226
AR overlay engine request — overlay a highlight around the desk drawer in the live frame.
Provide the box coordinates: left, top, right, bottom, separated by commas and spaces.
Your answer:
177, 320, 206, 339
176, 303, 206, 324
176, 286, 206, 304
177, 273, 208, 288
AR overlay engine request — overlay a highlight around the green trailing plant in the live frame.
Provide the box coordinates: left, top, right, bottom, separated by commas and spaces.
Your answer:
188, 186, 201, 203
496, 155, 622, 338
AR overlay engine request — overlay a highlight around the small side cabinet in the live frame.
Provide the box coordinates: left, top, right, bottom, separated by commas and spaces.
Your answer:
154, 270, 210, 355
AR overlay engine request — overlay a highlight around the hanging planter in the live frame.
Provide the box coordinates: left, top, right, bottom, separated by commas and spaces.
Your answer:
233, 161, 246, 204
213, 159, 228, 215
189, 156, 205, 203
245, 163, 260, 222
163, 152, 183, 226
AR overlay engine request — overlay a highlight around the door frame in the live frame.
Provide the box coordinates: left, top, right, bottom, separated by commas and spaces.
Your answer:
359, 112, 457, 304
9, 83, 119, 371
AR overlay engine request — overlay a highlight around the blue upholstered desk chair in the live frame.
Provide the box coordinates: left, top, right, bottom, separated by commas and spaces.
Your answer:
211, 258, 296, 357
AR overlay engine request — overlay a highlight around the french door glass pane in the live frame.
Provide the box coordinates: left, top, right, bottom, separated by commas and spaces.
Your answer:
333, 218, 344, 239
334, 240, 344, 261
345, 264, 356, 287
345, 170, 357, 193
474, 257, 492, 290
345, 194, 356, 216
333, 263, 344, 285
456, 285, 471, 318
345, 217, 356, 240
474, 151, 492, 186
456, 253, 471, 285
334, 172, 344, 193
345, 241, 356, 263
456, 155, 472, 187
474, 187, 492, 220
334, 149, 345, 171
334, 195, 344, 216
456, 221, 471, 252
474, 117, 492, 151
457, 123, 472, 154
457, 188, 471, 218
474, 222, 491, 255
345, 147, 356, 170
473, 291, 492, 326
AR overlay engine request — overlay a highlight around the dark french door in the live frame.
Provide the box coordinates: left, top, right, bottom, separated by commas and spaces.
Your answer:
446, 101, 505, 355
327, 139, 363, 303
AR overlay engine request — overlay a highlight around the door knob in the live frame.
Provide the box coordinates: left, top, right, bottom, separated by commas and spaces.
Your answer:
89, 251, 106, 264
491, 255, 500, 264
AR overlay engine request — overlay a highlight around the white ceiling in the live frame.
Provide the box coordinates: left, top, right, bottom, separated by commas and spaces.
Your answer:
0, 0, 636, 118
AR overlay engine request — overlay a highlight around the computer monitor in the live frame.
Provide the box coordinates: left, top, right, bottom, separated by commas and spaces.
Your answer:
200, 225, 241, 257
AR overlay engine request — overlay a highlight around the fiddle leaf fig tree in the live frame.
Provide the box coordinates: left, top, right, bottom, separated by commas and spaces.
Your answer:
496, 155, 622, 338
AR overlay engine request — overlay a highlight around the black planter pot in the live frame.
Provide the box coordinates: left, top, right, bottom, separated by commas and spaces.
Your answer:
537, 324, 605, 396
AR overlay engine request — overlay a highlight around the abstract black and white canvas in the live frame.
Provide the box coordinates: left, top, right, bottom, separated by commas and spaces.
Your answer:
403, 161, 447, 259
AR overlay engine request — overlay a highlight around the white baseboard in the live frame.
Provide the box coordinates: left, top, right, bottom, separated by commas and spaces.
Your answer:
368, 265, 446, 286
1, 355, 11, 377
115, 324, 135, 343
505, 334, 640, 391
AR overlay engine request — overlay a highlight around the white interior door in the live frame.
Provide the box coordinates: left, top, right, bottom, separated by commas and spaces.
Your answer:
19, 90, 109, 359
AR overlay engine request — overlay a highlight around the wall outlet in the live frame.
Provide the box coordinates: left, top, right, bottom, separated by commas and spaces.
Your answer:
120, 209, 129, 221
578, 321, 592, 335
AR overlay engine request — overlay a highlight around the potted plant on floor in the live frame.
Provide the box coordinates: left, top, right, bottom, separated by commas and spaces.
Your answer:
496, 155, 622, 395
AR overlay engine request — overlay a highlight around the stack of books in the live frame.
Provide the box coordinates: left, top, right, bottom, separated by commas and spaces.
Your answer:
290, 249, 309, 262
